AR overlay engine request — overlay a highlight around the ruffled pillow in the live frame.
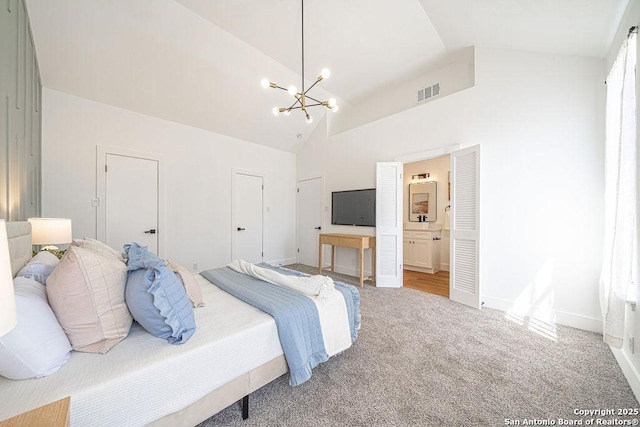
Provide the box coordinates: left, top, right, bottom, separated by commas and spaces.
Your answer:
124, 242, 163, 270
125, 264, 195, 344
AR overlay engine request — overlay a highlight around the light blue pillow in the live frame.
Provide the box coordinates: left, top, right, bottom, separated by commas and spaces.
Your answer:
16, 250, 60, 285
124, 242, 163, 271
125, 264, 195, 344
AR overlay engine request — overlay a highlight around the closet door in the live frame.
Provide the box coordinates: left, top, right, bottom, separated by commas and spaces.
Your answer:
97, 146, 165, 258
297, 177, 323, 267
104, 154, 159, 254
232, 171, 264, 264
449, 145, 481, 309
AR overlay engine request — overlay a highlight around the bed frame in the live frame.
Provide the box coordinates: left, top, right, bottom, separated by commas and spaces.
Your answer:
4, 221, 288, 426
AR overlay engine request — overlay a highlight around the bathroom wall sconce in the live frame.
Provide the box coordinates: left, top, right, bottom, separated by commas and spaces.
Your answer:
411, 172, 434, 184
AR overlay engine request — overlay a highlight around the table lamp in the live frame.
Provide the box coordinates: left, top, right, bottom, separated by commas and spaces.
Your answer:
28, 218, 72, 252
0, 219, 17, 337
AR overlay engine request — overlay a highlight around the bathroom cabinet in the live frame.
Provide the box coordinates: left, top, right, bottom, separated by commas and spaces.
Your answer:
403, 230, 441, 274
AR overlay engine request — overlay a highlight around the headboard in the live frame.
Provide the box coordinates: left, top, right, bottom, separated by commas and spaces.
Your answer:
6, 221, 32, 277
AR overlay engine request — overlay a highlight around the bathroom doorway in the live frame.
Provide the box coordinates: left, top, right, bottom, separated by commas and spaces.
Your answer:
402, 155, 451, 297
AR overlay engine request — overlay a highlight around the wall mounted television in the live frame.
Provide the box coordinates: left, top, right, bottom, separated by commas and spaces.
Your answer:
331, 188, 376, 227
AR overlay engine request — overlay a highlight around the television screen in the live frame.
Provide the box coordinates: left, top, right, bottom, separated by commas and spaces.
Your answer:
331, 188, 376, 227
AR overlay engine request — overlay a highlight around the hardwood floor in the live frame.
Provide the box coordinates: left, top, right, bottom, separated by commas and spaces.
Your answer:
403, 269, 450, 298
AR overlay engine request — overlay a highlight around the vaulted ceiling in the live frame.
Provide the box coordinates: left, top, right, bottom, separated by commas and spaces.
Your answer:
25, 0, 628, 152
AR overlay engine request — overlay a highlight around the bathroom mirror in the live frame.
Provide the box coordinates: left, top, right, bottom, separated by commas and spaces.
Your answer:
409, 182, 437, 222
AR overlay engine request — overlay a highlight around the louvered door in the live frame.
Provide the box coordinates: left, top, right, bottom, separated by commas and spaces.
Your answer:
450, 145, 481, 308
375, 162, 403, 287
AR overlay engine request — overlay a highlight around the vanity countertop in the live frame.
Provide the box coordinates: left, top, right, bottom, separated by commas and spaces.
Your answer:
404, 223, 442, 231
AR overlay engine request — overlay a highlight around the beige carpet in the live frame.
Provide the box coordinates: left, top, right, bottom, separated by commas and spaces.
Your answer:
198, 264, 638, 426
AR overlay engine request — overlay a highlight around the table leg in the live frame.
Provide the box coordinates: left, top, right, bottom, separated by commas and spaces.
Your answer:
359, 246, 364, 287
371, 247, 376, 285
318, 240, 322, 274
331, 246, 335, 272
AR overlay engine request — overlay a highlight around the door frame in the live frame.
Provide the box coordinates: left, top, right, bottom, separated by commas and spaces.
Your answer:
96, 146, 166, 257
394, 144, 479, 302
296, 175, 324, 265
231, 168, 265, 262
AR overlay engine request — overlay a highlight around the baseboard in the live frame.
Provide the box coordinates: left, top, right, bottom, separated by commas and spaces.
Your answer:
482, 295, 602, 333
266, 257, 297, 266
440, 263, 450, 272
611, 347, 640, 403
404, 265, 439, 274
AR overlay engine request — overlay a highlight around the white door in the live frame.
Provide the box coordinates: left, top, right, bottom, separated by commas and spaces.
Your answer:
297, 177, 323, 267
450, 145, 481, 309
375, 162, 403, 287
104, 154, 158, 254
233, 172, 263, 263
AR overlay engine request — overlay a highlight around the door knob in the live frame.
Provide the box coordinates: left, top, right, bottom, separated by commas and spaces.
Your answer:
237, 227, 246, 231
144, 229, 156, 234
314, 226, 322, 230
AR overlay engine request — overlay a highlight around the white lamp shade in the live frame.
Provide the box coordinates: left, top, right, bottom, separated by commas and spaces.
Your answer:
0, 220, 17, 337
28, 218, 72, 246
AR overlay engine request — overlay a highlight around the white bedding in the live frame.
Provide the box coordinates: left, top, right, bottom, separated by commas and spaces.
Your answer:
0, 276, 284, 426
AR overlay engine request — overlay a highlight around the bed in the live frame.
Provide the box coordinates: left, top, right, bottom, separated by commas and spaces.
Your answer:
0, 221, 357, 426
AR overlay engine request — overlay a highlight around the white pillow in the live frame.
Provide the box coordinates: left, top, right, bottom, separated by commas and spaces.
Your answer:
16, 250, 60, 285
0, 277, 72, 380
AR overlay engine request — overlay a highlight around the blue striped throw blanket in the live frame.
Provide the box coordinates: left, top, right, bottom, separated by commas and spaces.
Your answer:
200, 264, 360, 386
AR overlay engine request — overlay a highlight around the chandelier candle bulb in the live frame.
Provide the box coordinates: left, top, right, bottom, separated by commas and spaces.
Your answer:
287, 85, 297, 96
320, 68, 331, 79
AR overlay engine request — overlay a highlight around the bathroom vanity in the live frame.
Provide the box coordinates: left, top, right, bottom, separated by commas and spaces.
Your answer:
403, 225, 441, 274
404, 179, 441, 273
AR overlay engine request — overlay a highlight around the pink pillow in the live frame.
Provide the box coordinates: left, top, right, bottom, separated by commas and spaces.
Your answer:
47, 246, 132, 354
72, 237, 125, 263
167, 260, 204, 308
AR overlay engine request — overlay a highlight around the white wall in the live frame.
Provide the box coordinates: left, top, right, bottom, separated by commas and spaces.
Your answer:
299, 46, 605, 332
41, 89, 297, 270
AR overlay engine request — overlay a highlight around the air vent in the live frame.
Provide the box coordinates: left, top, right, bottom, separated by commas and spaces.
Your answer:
417, 83, 441, 103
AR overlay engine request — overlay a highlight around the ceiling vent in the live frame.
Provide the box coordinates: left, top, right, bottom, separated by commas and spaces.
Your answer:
417, 83, 441, 103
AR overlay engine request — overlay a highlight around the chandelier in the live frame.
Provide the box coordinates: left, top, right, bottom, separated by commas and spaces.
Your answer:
260, 0, 338, 124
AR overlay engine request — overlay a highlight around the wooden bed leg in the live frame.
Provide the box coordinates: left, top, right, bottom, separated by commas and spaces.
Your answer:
241, 395, 249, 420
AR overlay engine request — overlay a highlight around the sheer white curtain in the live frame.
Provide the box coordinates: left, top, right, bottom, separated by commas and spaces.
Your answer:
600, 31, 638, 348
